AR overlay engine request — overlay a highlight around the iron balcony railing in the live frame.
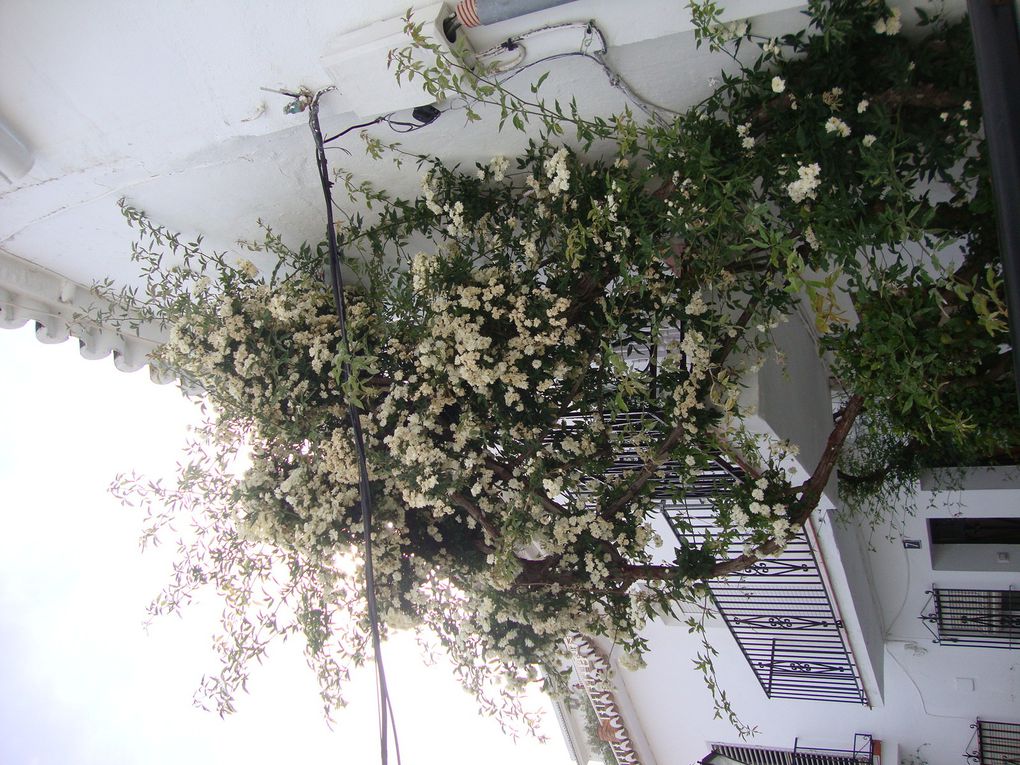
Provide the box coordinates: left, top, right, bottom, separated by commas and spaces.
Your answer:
568, 410, 869, 704
707, 734, 875, 765
661, 461, 868, 705
966, 719, 1020, 765
921, 588, 1020, 649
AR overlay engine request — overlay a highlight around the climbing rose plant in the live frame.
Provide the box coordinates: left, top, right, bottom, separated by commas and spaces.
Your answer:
99, 0, 1015, 736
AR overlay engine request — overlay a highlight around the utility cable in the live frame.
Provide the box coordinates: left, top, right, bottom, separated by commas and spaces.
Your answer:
474, 20, 682, 122
307, 88, 402, 765
324, 116, 385, 143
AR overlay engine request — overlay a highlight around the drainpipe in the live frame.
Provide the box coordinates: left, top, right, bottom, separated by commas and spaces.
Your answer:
966, 0, 1020, 410
453, 0, 576, 27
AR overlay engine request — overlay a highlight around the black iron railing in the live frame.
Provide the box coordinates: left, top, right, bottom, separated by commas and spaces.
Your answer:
708, 734, 875, 765
966, 719, 1020, 764
921, 588, 1020, 649
664, 489, 868, 705
568, 410, 869, 704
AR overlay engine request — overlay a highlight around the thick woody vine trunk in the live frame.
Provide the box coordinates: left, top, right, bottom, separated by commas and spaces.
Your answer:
512, 395, 867, 589
702, 393, 865, 579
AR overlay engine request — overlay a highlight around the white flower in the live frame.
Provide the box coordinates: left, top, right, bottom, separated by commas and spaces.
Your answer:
822, 87, 843, 109
619, 651, 647, 672
874, 7, 901, 35
825, 117, 851, 138
488, 155, 509, 182
862, 134, 877, 147
804, 226, 820, 251
742, 136, 755, 149
685, 290, 708, 316
786, 162, 821, 203
772, 76, 786, 93
236, 259, 259, 279
542, 477, 563, 498
963, 100, 972, 111
543, 147, 570, 197
857, 99, 869, 113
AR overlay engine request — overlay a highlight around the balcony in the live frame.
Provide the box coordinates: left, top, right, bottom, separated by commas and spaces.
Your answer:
921, 588, 1020, 649
967, 719, 1020, 765
704, 734, 876, 765
662, 460, 869, 705
581, 409, 870, 705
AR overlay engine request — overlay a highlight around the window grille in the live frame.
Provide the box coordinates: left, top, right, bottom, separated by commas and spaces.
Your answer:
967, 719, 1020, 765
921, 588, 1020, 649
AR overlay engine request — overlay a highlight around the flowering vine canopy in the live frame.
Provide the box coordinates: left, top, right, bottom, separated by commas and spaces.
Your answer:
97, 0, 1015, 735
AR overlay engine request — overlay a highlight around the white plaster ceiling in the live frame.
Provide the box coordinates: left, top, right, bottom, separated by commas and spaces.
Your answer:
0, 0, 808, 292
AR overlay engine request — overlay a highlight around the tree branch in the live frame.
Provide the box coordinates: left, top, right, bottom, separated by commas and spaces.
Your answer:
706, 394, 865, 578
450, 492, 500, 546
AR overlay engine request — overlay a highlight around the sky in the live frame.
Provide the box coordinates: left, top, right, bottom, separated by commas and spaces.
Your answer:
0, 323, 571, 765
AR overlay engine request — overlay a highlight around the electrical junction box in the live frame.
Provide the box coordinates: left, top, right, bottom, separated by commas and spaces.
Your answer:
321, 3, 471, 118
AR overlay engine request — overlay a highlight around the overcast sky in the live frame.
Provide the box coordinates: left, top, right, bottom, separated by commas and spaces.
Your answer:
0, 323, 570, 765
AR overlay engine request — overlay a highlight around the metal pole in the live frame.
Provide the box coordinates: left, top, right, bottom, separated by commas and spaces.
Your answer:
966, 0, 1020, 411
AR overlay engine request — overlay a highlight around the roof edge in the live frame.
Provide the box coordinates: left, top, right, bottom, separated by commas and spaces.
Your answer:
0, 247, 170, 382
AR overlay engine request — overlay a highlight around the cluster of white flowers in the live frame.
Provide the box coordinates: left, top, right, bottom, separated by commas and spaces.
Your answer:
410, 250, 437, 293
735, 122, 755, 149
825, 117, 851, 138
786, 162, 822, 203
803, 226, 820, 251
723, 472, 796, 551
421, 173, 444, 215
488, 155, 509, 182
236, 258, 259, 278
191, 275, 211, 295
873, 7, 902, 35
822, 86, 843, 110
446, 200, 469, 238
685, 289, 709, 316
665, 327, 715, 428
543, 147, 570, 197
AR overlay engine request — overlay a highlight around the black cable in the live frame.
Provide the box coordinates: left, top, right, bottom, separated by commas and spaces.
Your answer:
324, 116, 384, 143
308, 91, 401, 765
324, 110, 441, 145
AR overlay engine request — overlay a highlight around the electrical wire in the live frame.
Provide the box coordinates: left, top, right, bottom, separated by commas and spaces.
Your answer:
279, 24, 679, 755
324, 116, 385, 143
885, 644, 975, 721
323, 111, 440, 144
307, 88, 402, 765
473, 20, 682, 123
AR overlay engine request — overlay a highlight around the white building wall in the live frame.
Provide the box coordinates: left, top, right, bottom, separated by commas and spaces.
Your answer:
577, 311, 1020, 765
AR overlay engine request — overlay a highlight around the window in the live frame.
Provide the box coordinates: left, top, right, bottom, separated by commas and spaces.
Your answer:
930, 518, 1020, 545
971, 719, 1020, 765
924, 588, 1020, 648
929, 518, 1020, 573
